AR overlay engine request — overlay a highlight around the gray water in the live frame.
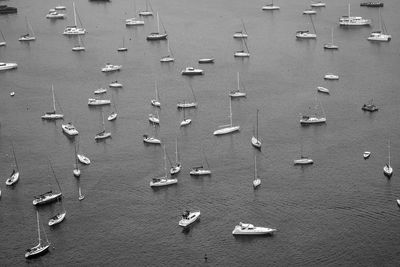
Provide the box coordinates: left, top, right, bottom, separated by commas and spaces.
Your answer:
0, 0, 399, 266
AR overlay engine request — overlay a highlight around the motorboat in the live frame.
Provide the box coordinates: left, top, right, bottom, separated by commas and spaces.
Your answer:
126, 18, 145, 26
94, 88, 107, 94
109, 81, 123, 88
296, 30, 316, 39
55, 6, 66, 10
5, 169, 19, 186
339, 4, 371, 26
88, 98, 111, 106
179, 210, 201, 227
303, 9, 316, 15
181, 67, 203, 75
0, 62, 17, 71
48, 211, 66, 226
77, 154, 90, 165
294, 157, 314, 165
362, 100, 378, 112
232, 222, 277, 235
25, 211, 50, 259
148, 113, 160, 124
32, 191, 62, 206
360, 2, 383, 7
262, 1, 280, 10
317, 86, 330, 94
107, 112, 117, 121
177, 102, 197, 108
198, 58, 214, 64
46, 11, 65, 19
324, 73, 339, 80
311, 1, 326, 7
61, 122, 79, 136
189, 166, 211, 176
143, 135, 161, 144
300, 115, 326, 124
101, 63, 122, 72
368, 31, 391, 42
363, 151, 371, 159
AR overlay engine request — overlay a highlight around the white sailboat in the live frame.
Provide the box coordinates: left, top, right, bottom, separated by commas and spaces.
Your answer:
296, 15, 317, 39
324, 27, 338, 49
253, 154, 261, 188
33, 160, 63, 206
251, 109, 262, 149
77, 138, 91, 165
303, 8, 317, 15
5, 142, 20, 186
383, 140, 393, 178
150, 145, 178, 187
78, 186, 85, 201
146, 12, 167, 41
73, 141, 81, 177
300, 98, 326, 125
190, 150, 211, 176
180, 105, 192, 126
63, 2, 86, 35
108, 94, 118, 121
143, 125, 161, 144
229, 72, 246, 98
233, 20, 248, 38
48, 199, 66, 226
181, 67, 204, 75
72, 35, 85, 51
160, 39, 174, 62
148, 110, 160, 124
234, 38, 250, 57
138, 0, 153, 16
324, 73, 339, 80
367, 8, 391, 42
95, 110, 111, 140
19, 17, 36, 42
117, 37, 128, 52
170, 137, 181, 175
311, 1, 326, 7
339, 3, 371, 26
126, 0, 145, 26
41, 84, 64, 120
177, 85, 198, 108
151, 81, 161, 107
25, 211, 50, 259
0, 29, 7, 46
213, 97, 240, 135
262, 0, 280, 10
317, 86, 330, 94
294, 142, 313, 165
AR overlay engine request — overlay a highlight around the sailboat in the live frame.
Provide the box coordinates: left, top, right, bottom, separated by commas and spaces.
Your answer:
148, 110, 160, 124
150, 145, 178, 187
294, 142, 313, 165
151, 81, 161, 107
19, 16, 36, 42
229, 72, 246, 98
78, 186, 85, 201
383, 140, 393, 178
95, 109, 111, 140
5, 142, 20, 186
0, 29, 6, 46
139, 0, 153, 16
170, 137, 181, 175
262, 0, 280, 10
126, 0, 145, 26
160, 39, 174, 62
311, 1, 326, 7
63, 2, 86, 35
41, 84, 64, 120
33, 161, 63, 206
253, 154, 261, 188
177, 85, 198, 108
234, 38, 250, 57
367, 8, 391, 42
324, 27, 339, 49
73, 141, 81, 177
77, 137, 91, 165
72, 35, 85, 51
25, 211, 50, 259
146, 12, 167, 41
190, 150, 211, 176
251, 109, 261, 149
180, 105, 192, 126
300, 98, 326, 125
48, 198, 66, 226
213, 97, 240, 135
233, 20, 248, 38
143, 125, 161, 144
108, 94, 118, 121
117, 37, 128, 52
296, 14, 317, 39
339, 2, 371, 26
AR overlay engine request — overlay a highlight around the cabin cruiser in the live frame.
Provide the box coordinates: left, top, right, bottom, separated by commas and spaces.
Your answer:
143, 135, 161, 144
88, 98, 111, 106
126, 18, 145, 26
101, 63, 122, 72
181, 67, 203, 75
109, 81, 123, 88
296, 31, 316, 39
189, 166, 211, 176
324, 73, 339, 80
46, 11, 65, 19
149, 177, 177, 187
179, 210, 201, 227
0, 62, 17, 71
63, 25, 86, 35
48, 211, 66, 226
5, 169, 19, 186
61, 122, 79, 136
32, 191, 62, 206
232, 222, 277, 235
300, 115, 326, 124
367, 31, 391, 42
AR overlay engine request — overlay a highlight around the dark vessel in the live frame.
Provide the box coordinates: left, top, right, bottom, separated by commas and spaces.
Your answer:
360, 2, 384, 7
361, 99, 379, 112
0, 5, 17, 14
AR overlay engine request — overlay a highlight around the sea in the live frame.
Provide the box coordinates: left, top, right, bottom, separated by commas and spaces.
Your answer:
0, 0, 399, 266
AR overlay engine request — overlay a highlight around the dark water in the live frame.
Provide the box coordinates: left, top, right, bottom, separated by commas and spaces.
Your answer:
1, 0, 399, 265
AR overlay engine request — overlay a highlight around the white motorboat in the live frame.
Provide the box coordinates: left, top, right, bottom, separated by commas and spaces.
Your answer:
232, 222, 277, 235
95, 110, 111, 141
108, 112, 117, 121
383, 140, 393, 178
198, 58, 214, 64
151, 81, 161, 107
303, 9, 317, 15
177, 102, 197, 108
77, 154, 90, 165
101, 63, 122, 72
94, 88, 107, 94
324, 73, 339, 80
63, 2, 86, 35
296, 30, 316, 39
311, 1, 326, 7
5, 142, 20, 186
148, 112, 160, 124
146, 12, 167, 41
317, 86, 330, 94
19, 17, 36, 42
363, 151, 371, 159
367, 8, 391, 42
179, 210, 201, 227
46, 11, 65, 19
48, 211, 66, 226
143, 134, 161, 144
251, 109, 262, 149
324, 27, 339, 50
41, 85, 64, 120
300, 115, 326, 124
339, 4, 371, 26
0, 62, 17, 71
170, 137, 182, 175
262, 0, 280, 10
190, 166, 211, 176
33, 191, 62, 206
61, 122, 79, 136
55, 6, 66, 10
181, 67, 203, 75
229, 72, 246, 98
88, 98, 111, 106
213, 98, 240, 136
150, 145, 178, 187
25, 211, 50, 259
109, 81, 123, 88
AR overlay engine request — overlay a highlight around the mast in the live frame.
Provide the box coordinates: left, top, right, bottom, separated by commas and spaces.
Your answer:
51, 85, 56, 112
242, 19, 248, 35
73, 2, 77, 27
229, 97, 233, 127
348, 2, 351, 18
74, 140, 79, 169
256, 109, 259, 140
101, 109, 105, 132
155, 81, 159, 101
388, 140, 391, 166
36, 211, 42, 245
11, 142, 19, 171
237, 72, 240, 91
310, 15, 316, 34
331, 27, 334, 44
175, 137, 179, 163
156, 12, 160, 33
254, 154, 257, 181
163, 145, 167, 177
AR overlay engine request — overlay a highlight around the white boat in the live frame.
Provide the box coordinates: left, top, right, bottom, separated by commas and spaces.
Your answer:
63, 2, 86, 35
262, 0, 280, 10
32, 162, 63, 206
179, 210, 200, 227
311, 1, 326, 7
170, 137, 181, 175
303, 9, 317, 15
324, 73, 339, 80
117, 37, 128, 52
77, 154, 90, 165
151, 81, 161, 107
396, 199, 400, 208
72, 35, 85, 51
213, 97, 240, 135
73, 141, 81, 177
383, 140, 393, 178
367, 8, 391, 42
232, 222, 277, 235
294, 142, 313, 165
109, 81, 123, 88
143, 135, 161, 144
146, 12, 167, 41
138, 0, 153, 16
148, 111, 160, 124
362, 99, 379, 112
41, 85, 64, 120
150, 145, 178, 187
48, 210, 66, 226
296, 14, 317, 39
177, 102, 197, 108
10, 91, 15, 97
25, 211, 50, 259
317, 86, 330, 94
229, 72, 246, 98
190, 151, 211, 176
251, 109, 262, 149
78, 186, 85, 201
94, 88, 107, 94
61, 122, 79, 136
180, 106, 191, 126
324, 27, 339, 50
339, 3, 371, 26
234, 38, 250, 57
181, 67, 203, 75
101, 63, 122, 72
198, 58, 214, 64
55, 5, 66, 10
300, 98, 326, 125
46, 11, 65, 19
363, 151, 371, 159
252, 154, 261, 188
160, 40, 174, 62
0, 30, 6, 46
233, 20, 248, 38
0, 62, 17, 71
88, 98, 111, 106
126, 17, 145, 26
108, 95, 118, 121
5, 142, 20, 186
19, 17, 36, 42
95, 110, 111, 140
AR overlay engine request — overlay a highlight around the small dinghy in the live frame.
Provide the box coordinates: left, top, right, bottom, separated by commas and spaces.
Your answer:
317, 86, 329, 94
363, 151, 371, 159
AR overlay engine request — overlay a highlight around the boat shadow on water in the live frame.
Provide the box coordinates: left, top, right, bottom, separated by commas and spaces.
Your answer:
181, 219, 200, 234
233, 233, 275, 242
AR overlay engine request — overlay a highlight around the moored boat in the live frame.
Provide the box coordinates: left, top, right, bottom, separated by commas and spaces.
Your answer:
317, 86, 329, 94
0, 62, 17, 71
33, 191, 62, 206
62, 122, 79, 136
198, 58, 214, 64
181, 67, 203, 75
363, 151, 371, 159
179, 210, 200, 227
232, 222, 277, 235
48, 211, 66, 226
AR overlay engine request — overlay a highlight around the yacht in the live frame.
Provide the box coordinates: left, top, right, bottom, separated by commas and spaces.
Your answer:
107, 112, 117, 121
367, 8, 391, 42
296, 30, 316, 39
126, 18, 145, 26
303, 9, 317, 15
189, 166, 211, 176
362, 99, 378, 112
339, 4, 371, 26
63, 2, 86, 35
48, 211, 66, 226
324, 73, 339, 80
213, 98, 240, 136
94, 88, 107, 94
61, 122, 79, 136
229, 72, 246, 98
177, 102, 197, 108
232, 222, 277, 235
25, 212, 50, 259
360, 2, 383, 7
300, 115, 326, 124
317, 86, 330, 94
143, 135, 161, 144
148, 113, 160, 124
77, 154, 90, 165
46, 11, 65, 19
101, 63, 122, 72
262, 1, 280, 10
5, 169, 19, 186
150, 145, 178, 187
294, 157, 314, 165
181, 67, 203, 75
55, 6, 66, 10
32, 191, 62, 206
198, 58, 215, 64
0, 62, 17, 71
109, 81, 123, 88
178, 210, 201, 227
88, 98, 111, 106
311, 1, 326, 7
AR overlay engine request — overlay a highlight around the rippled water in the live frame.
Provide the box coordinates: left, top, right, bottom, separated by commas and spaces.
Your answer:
0, 0, 399, 265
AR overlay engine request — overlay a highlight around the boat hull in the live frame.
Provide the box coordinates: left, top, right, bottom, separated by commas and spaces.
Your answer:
189, 169, 211, 176
33, 192, 62, 206
146, 33, 167, 41
5, 172, 19, 186
143, 137, 161, 144
95, 132, 111, 140
41, 114, 64, 120
25, 244, 50, 259
179, 211, 201, 227
48, 212, 66, 226
294, 158, 314, 165
0, 63, 18, 71
383, 165, 393, 178
150, 178, 178, 187
213, 126, 240, 135
77, 154, 90, 165
251, 136, 261, 149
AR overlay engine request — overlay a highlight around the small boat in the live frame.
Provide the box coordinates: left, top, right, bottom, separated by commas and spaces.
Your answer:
19, 17, 36, 42
0, 5, 17, 14
109, 81, 123, 88
63, 2, 86, 35
10, 92, 15, 96
48, 210, 66, 226
151, 81, 161, 107
213, 97, 240, 136
339, 3, 371, 26
117, 37, 128, 52
300, 115, 326, 125
324, 27, 339, 50
170, 137, 181, 175
78, 186, 85, 201
362, 99, 379, 112
252, 154, 261, 188
360, 2, 383, 7
101, 63, 122, 72
0, 25, 6, 46
126, 17, 145, 26
303, 9, 317, 15
143, 134, 161, 144
233, 20, 248, 39
94, 110, 111, 140
324, 73, 339, 80
61, 122, 79, 136
262, 0, 280, 10
396, 199, 400, 208
32, 191, 62, 206
148, 111, 160, 124
311, 1, 326, 7
232, 222, 277, 235
367, 8, 391, 42
198, 58, 214, 64
180, 106, 191, 126
234, 38, 250, 57
55, 5, 66, 10
94, 88, 107, 94
177, 86, 198, 109
73, 141, 81, 177
72, 35, 85, 51
146, 12, 167, 41
363, 151, 371, 159
0, 62, 17, 71
25, 211, 50, 259
181, 67, 203, 75
317, 86, 330, 94
5, 142, 20, 186
108, 95, 118, 121
46, 11, 65, 19
150, 145, 178, 187
41, 85, 64, 120
88, 98, 111, 106
229, 72, 246, 98
251, 109, 262, 149
383, 140, 393, 178
190, 151, 211, 176
77, 154, 90, 165
294, 142, 313, 165
138, 0, 153, 16
160, 40, 174, 62
179, 210, 201, 227
296, 15, 317, 39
